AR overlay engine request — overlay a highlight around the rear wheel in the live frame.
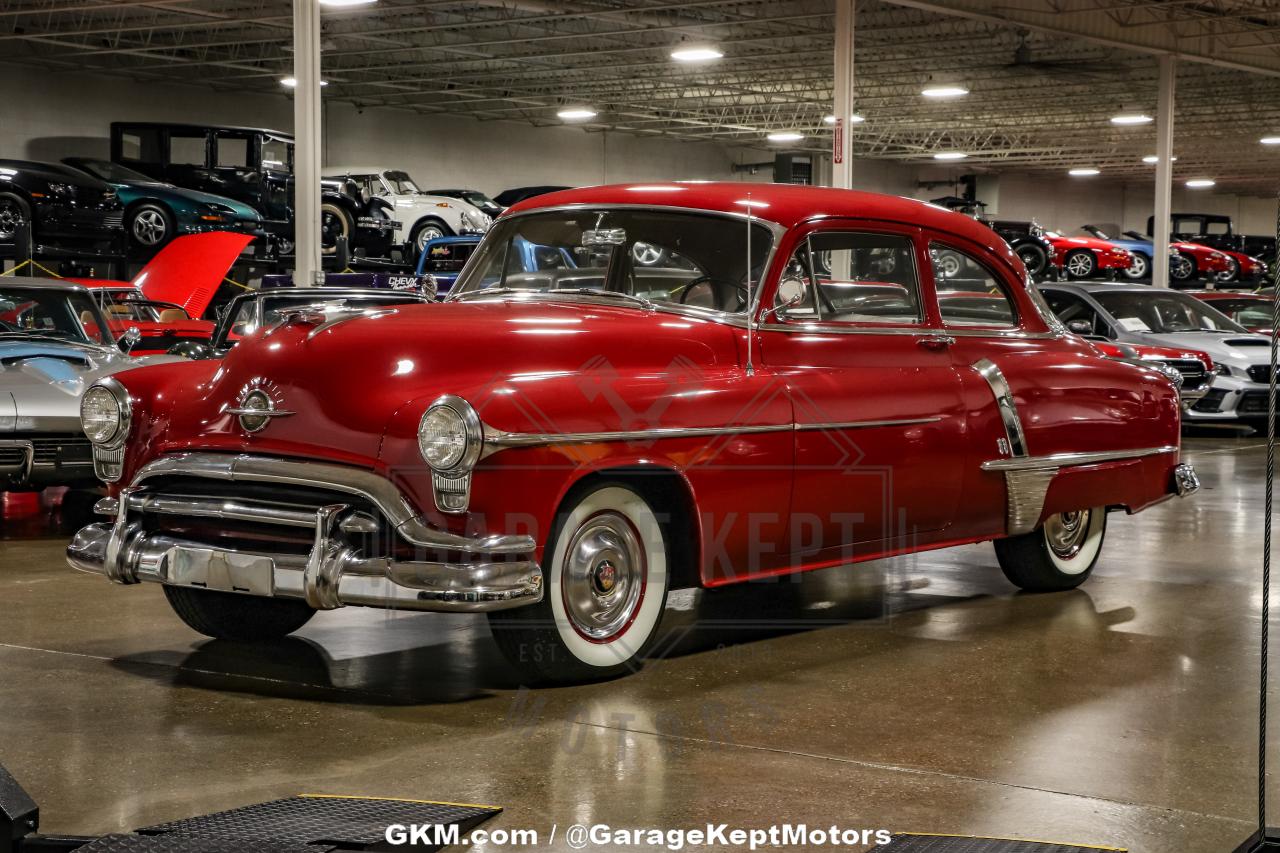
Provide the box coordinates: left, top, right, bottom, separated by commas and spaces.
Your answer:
1016, 243, 1048, 277
1170, 253, 1196, 283
163, 586, 315, 640
994, 507, 1106, 591
1064, 250, 1096, 279
127, 202, 173, 250
0, 193, 31, 242
1123, 252, 1150, 280
320, 202, 353, 255
488, 482, 671, 684
411, 218, 452, 257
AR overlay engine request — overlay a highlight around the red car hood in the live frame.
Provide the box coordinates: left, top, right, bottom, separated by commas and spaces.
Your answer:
161, 298, 741, 463
1048, 234, 1125, 253
1089, 339, 1214, 371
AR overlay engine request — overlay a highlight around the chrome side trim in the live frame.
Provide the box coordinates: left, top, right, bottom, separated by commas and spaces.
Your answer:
760, 322, 1058, 341
972, 358, 1028, 458
1003, 468, 1059, 536
224, 407, 296, 418
130, 453, 534, 556
479, 416, 942, 457
981, 445, 1180, 472
125, 492, 318, 528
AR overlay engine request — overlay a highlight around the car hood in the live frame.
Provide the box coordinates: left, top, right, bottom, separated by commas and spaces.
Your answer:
1051, 235, 1126, 253
0, 339, 137, 431
1128, 331, 1272, 368
114, 182, 260, 220
161, 298, 740, 463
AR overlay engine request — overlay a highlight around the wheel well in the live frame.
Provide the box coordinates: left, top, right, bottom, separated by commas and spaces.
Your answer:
412, 216, 452, 235
125, 198, 168, 216
556, 466, 702, 590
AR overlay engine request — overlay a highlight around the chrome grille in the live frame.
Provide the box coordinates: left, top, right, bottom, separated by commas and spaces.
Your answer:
1156, 358, 1209, 388
30, 435, 93, 465
0, 444, 30, 469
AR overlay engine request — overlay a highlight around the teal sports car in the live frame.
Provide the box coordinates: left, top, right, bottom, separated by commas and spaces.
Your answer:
61, 157, 264, 254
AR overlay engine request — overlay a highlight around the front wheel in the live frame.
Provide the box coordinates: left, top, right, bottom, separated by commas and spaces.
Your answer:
487, 483, 670, 684
1216, 257, 1240, 284
411, 218, 452, 257
1123, 252, 1150, 280
1170, 253, 1196, 282
128, 203, 173, 250
163, 586, 315, 640
993, 507, 1106, 591
320, 202, 353, 255
1064, 250, 1096, 279
1016, 244, 1048, 277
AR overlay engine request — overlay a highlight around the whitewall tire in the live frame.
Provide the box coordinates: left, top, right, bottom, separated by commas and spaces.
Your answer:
993, 506, 1106, 591
488, 483, 670, 683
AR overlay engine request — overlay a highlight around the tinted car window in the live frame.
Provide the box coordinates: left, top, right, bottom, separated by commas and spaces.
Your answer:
120, 129, 162, 162
1092, 290, 1246, 334
216, 135, 249, 168
0, 288, 112, 345
170, 133, 207, 167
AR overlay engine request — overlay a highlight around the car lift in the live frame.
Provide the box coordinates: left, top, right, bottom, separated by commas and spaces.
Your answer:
0, 764, 499, 853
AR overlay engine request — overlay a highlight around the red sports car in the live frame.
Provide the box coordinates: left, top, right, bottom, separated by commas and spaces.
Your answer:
1044, 231, 1133, 279
69, 182, 1197, 683
1212, 248, 1268, 285
1192, 291, 1275, 335
1169, 241, 1233, 283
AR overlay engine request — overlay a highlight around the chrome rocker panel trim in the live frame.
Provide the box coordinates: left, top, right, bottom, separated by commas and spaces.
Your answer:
65, 453, 543, 614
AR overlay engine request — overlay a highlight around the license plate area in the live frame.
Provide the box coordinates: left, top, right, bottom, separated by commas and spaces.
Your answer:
167, 546, 275, 595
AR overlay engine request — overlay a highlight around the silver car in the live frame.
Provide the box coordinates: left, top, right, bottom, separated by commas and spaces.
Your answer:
1039, 281, 1275, 423
0, 279, 143, 489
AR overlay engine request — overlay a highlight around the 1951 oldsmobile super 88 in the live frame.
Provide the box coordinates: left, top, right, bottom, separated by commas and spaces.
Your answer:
67, 183, 1198, 683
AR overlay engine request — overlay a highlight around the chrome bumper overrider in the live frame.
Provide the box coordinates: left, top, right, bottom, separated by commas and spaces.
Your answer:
65, 453, 543, 613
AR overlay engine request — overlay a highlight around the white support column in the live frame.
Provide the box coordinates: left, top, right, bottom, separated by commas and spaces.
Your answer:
1151, 54, 1176, 289
831, 0, 854, 190
293, 0, 323, 287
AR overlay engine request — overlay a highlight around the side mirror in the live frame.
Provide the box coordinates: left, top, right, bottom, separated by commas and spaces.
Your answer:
762, 279, 807, 322
1066, 319, 1092, 334
118, 326, 141, 354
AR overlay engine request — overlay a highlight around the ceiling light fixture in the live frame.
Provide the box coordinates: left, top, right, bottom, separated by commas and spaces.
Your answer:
1110, 112, 1153, 125
1186, 178, 1216, 188
933, 151, 967, 160
767, 131, 804, 143
671, 44, 723, 62
281, 77, 328, 87
1069, 168, 1100, 176
1261, 136, 1280, 145
556, 107, 597, 120
921, 85, 969, 98
825, 114, 864, 124
1142, 155, 1177, 164
319, 0, 378, 6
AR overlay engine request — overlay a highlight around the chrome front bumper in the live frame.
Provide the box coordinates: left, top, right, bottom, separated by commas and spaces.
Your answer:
66, 453, 543, 614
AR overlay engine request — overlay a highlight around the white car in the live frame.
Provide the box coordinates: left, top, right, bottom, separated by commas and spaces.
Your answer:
323, 167, 491, 257
1039, 282, 1276, 423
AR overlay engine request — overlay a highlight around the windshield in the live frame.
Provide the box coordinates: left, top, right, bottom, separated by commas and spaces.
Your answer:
1204, 298, 1274, 329
0, 287, 112, 345
73, 159, 152, 183
1092, 290, 1247, 334
462, 191, 497, 208
451, 208, 774, 314
384, 170, 422, 194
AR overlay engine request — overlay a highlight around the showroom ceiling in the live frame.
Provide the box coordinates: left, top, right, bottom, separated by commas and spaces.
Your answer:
5, 0, 1280, 194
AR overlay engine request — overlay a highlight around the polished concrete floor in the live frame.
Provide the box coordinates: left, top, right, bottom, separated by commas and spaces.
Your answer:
0, 434, 1272, 852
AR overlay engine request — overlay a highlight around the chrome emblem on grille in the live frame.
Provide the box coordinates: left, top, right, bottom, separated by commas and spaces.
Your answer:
226, 382, 294, 433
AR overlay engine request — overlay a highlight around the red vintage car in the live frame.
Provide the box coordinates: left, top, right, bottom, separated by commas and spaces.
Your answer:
1043, 231, 1133, 279
67, 183, 1198, 683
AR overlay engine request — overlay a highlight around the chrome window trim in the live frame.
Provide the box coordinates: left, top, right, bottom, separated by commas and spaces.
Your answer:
981, 445, 1180, 473
446, 203, 785, 329
759, 321, 1056, 340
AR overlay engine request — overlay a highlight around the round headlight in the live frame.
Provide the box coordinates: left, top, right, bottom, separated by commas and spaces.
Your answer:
418, 396, 482, 472
81, 384, 123, 445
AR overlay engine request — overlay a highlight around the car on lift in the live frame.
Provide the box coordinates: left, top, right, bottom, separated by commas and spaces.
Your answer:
492, 185, 570, 208
59, 157, 263, 255
0, 279, 146, 491
1152, 212, 1278, 269
426, 188, 504, 218
985, 219, 1058, 279
69, 182, 1196, 684
1038, 281, 1275, 424
0, 159, 123, 255
109, 122, 398, 260
1077, 224, 1236, 284
1192, 290, 1275, 335
323, 167, 491, 259
165, 286, 434, 360
1042, 230, 1134, 280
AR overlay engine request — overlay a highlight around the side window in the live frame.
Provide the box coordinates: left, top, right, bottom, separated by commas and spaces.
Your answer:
1042, 290, 1107, 337
119, 129, 161, 163
930, 243, 1017, 328
169, 132, 208, 168
215, 134, 250, 168
1171, 217, 1199, 237
778, 231, 923, 325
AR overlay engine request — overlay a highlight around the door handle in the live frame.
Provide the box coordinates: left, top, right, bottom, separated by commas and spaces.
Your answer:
918, 334, 956, 350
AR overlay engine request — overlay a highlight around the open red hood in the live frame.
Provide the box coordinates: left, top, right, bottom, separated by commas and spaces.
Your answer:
131, 232, 253, 317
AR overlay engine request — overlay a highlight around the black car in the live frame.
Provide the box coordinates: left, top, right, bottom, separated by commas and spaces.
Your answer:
109, 122, 398, 259
1148, 212, 1277, 267
426, 188, 504, 217
492, 185, 570, 208
0, 159, 123, 255
987, 219, 1057, 278
168, 286, 433, 360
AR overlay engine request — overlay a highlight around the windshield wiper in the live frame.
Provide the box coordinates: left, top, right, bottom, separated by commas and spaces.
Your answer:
558, 287, 655, 310
452, 287, 532, 301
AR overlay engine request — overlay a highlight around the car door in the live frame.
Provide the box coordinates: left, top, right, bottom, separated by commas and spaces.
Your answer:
759, 221, 969, 564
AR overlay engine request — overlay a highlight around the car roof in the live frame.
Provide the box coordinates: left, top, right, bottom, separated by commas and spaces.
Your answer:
322, 166, 386, 176
112, 121, 293, 141
505, 182, 1013, 247
0, 276, 92, 294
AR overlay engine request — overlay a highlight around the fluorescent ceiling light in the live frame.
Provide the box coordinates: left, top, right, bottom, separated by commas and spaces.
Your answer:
1069, 168, 1100, 176
1110, 113, 1153, 125
933, 151, 967, 160
319, 0, 377, 6
1142, 155, 1177, 164
1261, 136, 1280, 145
557, 107, 597, 120
767, 131, 804, 142
671, 45, 723, 62
1185, 178, 1216, 188
280, 77, 328, 87
824, 114, 864, 124
921, 85, 968, 98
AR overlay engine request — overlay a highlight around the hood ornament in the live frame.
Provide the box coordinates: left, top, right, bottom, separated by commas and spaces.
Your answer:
226, 381, 294, 433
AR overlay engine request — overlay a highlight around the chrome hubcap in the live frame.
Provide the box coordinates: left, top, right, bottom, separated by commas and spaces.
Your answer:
1217, 260, 1238, 282
1127, 254, 1147, 277
1067, 254, 1092, 276
131, 209, 167, 246
1045, 509, 1091, 559
1017, 247, 1042, 272
562, 511, 645, 642
1171, 256, 1192, 279
0, 203, 24, 239
416, 226, 444, 250
632, 242, 663, 265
